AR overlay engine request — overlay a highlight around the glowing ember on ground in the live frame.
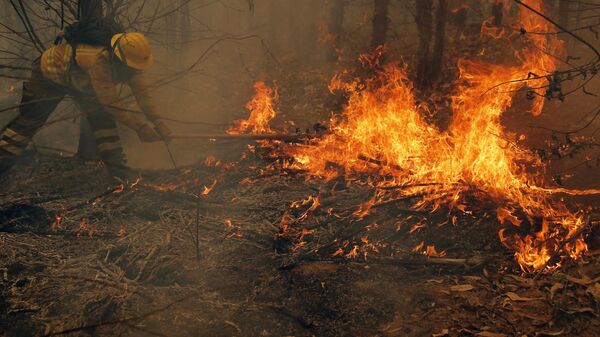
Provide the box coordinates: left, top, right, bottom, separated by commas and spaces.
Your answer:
201, 179, 218, 196
228, 81, 279, 135
274, 0, 597, 272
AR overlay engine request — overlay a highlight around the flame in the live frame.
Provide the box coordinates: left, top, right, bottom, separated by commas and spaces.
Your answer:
201, 179, 218, 196
228, 81, 279, 134
51, 213, 63, 231
282, 0, 592, 271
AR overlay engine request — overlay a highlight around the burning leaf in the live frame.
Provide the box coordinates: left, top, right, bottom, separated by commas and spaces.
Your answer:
346, 245, 359, 259
496, 207, 522, 227
332, 248, 344, 257
412, 241, 425, 253
225, 232, 243, 239
202, 179, 218, 196
425, 245, 446, 258
130, 177, 141, 189
409, 223, 425, 234
113, 184, 125, 194
51, 214, 63, 231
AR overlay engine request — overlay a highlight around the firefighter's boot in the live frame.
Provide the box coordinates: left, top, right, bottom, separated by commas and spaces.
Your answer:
101, 149, 138, 183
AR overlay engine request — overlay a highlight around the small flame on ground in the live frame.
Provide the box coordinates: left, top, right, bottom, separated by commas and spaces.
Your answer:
228, 81, 279, 135
202, 179, 218, 196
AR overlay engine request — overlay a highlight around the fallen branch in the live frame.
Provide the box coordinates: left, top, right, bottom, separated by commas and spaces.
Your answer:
534, 216, 593, 279
171, 133, 307, 142
369, 255, 486, 269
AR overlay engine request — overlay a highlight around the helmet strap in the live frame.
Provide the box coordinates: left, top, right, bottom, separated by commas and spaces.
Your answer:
112, 34, 128, 68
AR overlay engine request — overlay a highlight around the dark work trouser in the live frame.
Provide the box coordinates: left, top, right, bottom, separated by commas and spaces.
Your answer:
0, 59, 126, 175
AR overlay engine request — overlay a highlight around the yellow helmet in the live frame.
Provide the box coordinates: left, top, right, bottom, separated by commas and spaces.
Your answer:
111, 32, 154, 70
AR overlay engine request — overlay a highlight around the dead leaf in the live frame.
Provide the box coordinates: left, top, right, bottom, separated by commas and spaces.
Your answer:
554, 273, 600, 286
515, 310, 552, 323
432, 329, 449, 337
506, 274, 535, 287
506, 292, 543, 302
549, 283, 564, 300
451, 284, 474, 292
586, 283, 600, 302
475, 332, 508, 337
536, 329, 565, 336
563, 307, 596, 315
427, 278, 444, 284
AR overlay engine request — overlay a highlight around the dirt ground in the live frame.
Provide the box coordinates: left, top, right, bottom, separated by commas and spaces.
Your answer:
0, 148, 599, 337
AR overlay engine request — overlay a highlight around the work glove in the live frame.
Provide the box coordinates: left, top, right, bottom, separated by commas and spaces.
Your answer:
153, 120, 173, 142
137, 123, 162, 142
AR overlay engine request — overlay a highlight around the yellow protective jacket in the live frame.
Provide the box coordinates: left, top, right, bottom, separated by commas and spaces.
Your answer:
41, 43, 159, 131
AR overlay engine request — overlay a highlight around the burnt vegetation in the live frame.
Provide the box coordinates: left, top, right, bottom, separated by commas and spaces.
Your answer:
1, 1, 600, 337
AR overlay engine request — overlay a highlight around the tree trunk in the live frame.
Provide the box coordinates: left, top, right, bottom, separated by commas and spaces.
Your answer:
450, 1, 467, 41
371, 0, 390, 49
293, 0, 319, 61
416, 0, 433, 90
164, 2, 178, 50
179, 0, 191, 49
558, 0, 570, 29
543, 0, 557, 18
492, 0, 503, 26
77, 0, 104, 160
78, 0, 103, 20
429, 0, 448, 86
326, 0, 345, 61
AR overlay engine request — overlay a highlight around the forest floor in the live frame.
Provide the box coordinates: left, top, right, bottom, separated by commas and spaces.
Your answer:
2, 42, 600, 336
1, 149, 599, 337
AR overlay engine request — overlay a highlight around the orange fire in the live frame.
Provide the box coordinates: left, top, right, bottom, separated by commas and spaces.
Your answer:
228, 81, 279, 135
282, 0, 594, 271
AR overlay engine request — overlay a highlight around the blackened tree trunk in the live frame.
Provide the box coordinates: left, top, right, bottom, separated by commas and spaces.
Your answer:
164, 2, 178, 50
371, 0, 390, 49
179, 0, 191, 49
78, 0, 103, 20
326, 0, 345, 61
492, 0, 504, 26
416, 0, 433, 90
451, 1, 467, 41
558, 0, 570, 29
77, 0, 104, 160
543, 0, 557, 17
429, 0, 448, 86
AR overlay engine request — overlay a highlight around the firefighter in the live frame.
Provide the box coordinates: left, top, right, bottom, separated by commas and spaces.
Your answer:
0, 32, 172, 181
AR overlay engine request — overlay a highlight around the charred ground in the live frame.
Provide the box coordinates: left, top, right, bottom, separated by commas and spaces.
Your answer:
1, 145, 599, 337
